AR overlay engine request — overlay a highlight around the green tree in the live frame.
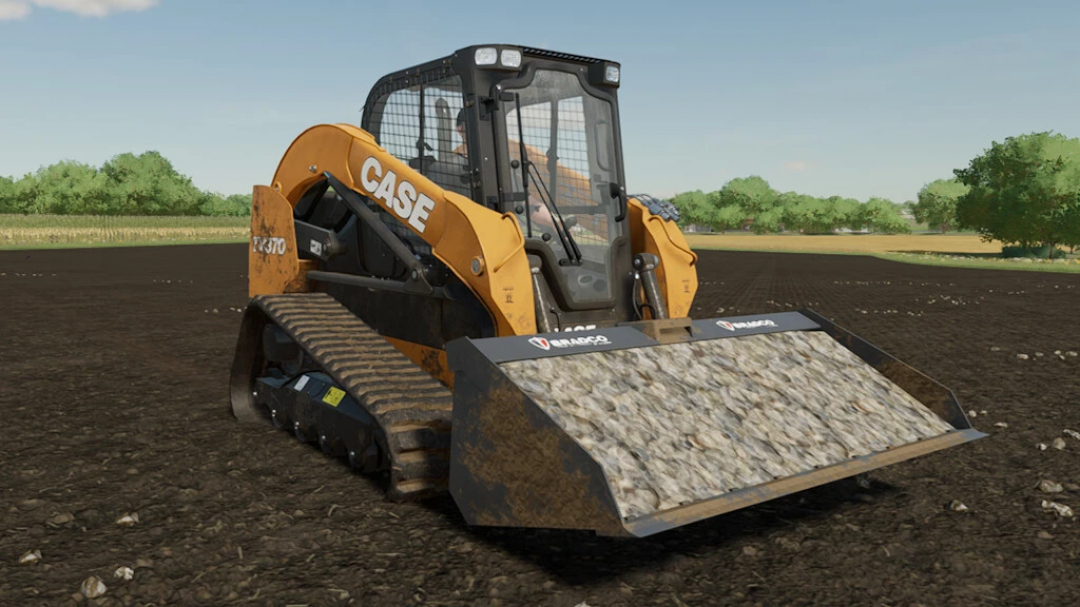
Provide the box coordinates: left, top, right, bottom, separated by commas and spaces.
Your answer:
224, 193, 252, 216
749, 207, 784, 234
2, 152, 253, 216
7, 173, 44, 214
718, 176, 777, 226
877, 213, 911, 234
826, 196, 860, 231
714, 204, 748, 231
772, 191, 800, 232
1062, 202, 1080, 253
955, 132, 1080, 256
780, 195, 807, 233
0, 175, 14, 213
200, 193, 252, 216
100, 151, 209, 215
670, 190, 713, 230
914, 179, 967, 233
859, 197, 910, 234
29, 160, 112, 215
1061, 201, 1080, 253
783, 196, 833, 234
695, 189, 747, 231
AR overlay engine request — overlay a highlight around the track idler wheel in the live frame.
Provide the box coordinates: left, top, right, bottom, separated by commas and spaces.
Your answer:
319, 433, 345, 458
294, 421, 315, 444
348, 441, 381, 475
270, 408, 287, 431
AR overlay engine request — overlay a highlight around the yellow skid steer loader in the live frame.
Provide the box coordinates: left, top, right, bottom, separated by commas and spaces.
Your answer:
230, 44, 984, 537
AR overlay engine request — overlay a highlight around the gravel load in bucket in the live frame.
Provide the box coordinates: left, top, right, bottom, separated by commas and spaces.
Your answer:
500, 330, 954, 520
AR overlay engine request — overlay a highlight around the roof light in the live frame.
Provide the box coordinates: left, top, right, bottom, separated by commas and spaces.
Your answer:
501, 48, 522, 68
604, 65, 620, 84
474, 47, 498, 66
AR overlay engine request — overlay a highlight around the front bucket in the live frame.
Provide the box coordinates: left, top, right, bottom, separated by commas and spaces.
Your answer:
446, 311, 985, 537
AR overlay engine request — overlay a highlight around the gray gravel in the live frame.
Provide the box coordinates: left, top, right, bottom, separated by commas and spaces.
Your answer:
502, 331, 954, 519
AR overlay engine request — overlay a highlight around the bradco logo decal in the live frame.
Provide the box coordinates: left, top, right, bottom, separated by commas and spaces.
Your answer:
528, 337, 551, 351
717, 319, 778, 332
528, 334, 612, 350
360, 156, 436, 233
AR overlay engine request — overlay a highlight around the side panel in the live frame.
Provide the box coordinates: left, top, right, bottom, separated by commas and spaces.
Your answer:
627, 198, 698, 319
249, 185, 313, 297
270, 124, 535, 338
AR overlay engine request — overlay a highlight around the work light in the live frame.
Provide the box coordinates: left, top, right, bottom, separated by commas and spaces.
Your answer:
588, 61, 622, 88
501, 49, 522, 68
474, 47, 498, 65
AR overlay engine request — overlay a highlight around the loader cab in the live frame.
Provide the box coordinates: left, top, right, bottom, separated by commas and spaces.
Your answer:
362, 45, 635, 326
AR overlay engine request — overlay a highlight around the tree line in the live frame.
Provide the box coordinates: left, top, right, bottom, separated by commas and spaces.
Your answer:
6, 132, 1077, 253
673, 131, 1080, 255
0, 152, 251, 216
912, 132, 1080, 253
672, 177, 912, 234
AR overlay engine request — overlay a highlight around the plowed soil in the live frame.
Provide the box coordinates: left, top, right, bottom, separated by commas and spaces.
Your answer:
2, 244, 1078, 607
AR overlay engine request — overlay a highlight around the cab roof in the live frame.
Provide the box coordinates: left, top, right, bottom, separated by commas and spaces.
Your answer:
454, 44, 612, 66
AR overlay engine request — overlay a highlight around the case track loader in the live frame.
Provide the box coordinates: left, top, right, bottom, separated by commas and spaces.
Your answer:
230, 44, 985, 537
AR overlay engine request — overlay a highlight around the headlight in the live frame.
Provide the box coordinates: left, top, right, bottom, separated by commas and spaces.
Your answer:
500, 49, 522, 68
588, 61, 622, 87
474, 47, 498, 66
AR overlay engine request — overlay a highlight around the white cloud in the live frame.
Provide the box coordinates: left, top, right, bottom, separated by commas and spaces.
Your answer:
784, 160, 810, 172
0, 1, 32, 19
0, 0, 157, 20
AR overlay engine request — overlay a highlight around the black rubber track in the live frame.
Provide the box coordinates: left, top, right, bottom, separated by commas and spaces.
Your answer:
251, 293, 453, 499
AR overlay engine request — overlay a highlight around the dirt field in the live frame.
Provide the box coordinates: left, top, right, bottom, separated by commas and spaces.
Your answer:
684, 233, 1002, 255
2, 244, 1079, 607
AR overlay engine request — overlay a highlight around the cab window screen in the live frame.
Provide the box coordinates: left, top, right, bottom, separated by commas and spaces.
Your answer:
367, 76, 470, 199
421, 77, 470, 198
371, 86, 421, 167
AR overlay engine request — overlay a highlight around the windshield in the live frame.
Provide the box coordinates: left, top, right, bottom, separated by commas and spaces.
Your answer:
502, 69, 620, 304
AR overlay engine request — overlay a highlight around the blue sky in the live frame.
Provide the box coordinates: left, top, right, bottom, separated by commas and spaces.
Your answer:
1, 0, 1077, 202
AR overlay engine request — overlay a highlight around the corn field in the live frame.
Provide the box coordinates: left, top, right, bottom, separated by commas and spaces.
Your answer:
0, 215, 249, 248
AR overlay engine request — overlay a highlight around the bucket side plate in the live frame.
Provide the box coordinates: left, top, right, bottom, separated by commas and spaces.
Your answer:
448, 341, 626, 536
